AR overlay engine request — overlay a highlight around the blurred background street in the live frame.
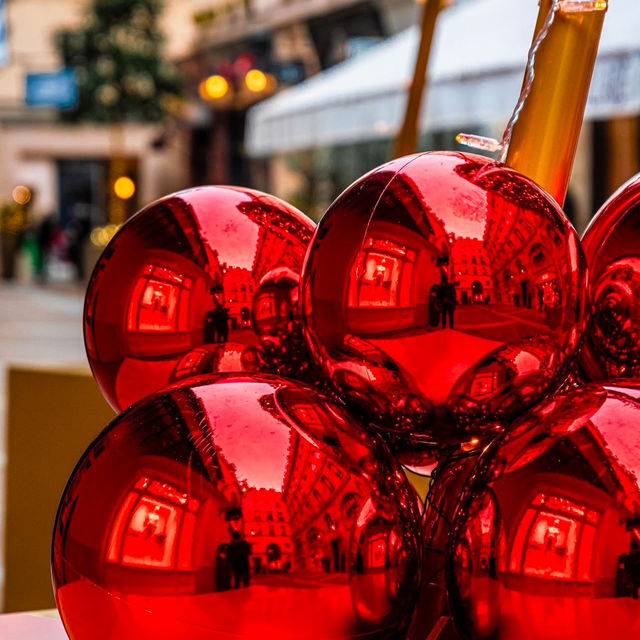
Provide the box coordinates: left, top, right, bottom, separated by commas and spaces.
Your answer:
0, 0, 639, 616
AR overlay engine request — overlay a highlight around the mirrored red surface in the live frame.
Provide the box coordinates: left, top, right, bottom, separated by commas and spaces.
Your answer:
581, 174, 640, 381
52, 374, 422, 639
302, 152, 587, 446
447, 382, 640, 639
85, 186, 315, 411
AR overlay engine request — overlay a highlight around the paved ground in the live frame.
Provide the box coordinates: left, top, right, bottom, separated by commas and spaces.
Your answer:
0, 282, 87, 609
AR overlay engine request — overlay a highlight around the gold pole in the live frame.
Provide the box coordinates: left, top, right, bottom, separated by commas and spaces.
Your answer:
108, 123, 127, 225
504, 0, 607, 205
394, 0, 445, 159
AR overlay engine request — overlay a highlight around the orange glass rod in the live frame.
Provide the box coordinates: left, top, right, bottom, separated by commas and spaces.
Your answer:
504, 0, 607, 206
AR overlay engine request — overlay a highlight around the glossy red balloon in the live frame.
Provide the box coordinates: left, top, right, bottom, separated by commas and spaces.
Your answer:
302, 152, 588, 446
84, 186, 315, 411
52, 374, 422, 640
580, 173, 640, 381
446, 382, 640, 640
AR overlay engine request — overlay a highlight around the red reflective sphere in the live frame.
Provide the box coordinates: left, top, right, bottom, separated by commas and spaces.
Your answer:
52, 374, 422, 640
85, 186, 315, 411
446, 382, 640, 640
581, 173, 640, 381
302, 152, 588, 446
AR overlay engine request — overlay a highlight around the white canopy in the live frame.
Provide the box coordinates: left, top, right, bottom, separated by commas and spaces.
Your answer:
246, 0, 640, 155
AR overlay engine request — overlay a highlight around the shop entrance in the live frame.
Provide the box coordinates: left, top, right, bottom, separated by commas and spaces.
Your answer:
58, 159, 109, 228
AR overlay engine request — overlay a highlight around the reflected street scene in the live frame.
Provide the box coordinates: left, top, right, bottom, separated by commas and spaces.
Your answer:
52, 375, 421, 639
580, 177, 640, 381
303, 152, 587, 444
85, 186, 315, 411
446, 383, 640, 640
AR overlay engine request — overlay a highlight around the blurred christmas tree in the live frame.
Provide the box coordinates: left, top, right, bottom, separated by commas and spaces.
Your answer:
56, 0, 183, 122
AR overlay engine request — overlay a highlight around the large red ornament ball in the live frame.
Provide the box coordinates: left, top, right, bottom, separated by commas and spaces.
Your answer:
84, 186, 315, 412
302, 152, 588, 445
52, 374, 422, 640
446, 382, 640, 640
580, 173, 640, 381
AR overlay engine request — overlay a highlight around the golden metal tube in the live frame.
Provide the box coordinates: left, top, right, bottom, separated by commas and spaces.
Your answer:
394, 0, 445, 159
504, 0, 606, 205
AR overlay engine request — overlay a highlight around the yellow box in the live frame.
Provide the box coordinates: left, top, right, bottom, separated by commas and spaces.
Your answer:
4, 366, 114, 612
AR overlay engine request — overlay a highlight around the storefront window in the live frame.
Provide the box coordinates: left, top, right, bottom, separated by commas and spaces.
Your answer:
106, 475, 200, 570
347, 237, 415, 308
127, 264, 193, 333
509, 491, 598, 581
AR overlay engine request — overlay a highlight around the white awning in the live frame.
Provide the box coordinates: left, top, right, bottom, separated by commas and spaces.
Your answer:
246, 0, 640, 156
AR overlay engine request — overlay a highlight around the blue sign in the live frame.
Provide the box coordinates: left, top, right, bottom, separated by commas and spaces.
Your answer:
26, 69, 78, 109
274, 62, 305, 86
0, 0, 8, 67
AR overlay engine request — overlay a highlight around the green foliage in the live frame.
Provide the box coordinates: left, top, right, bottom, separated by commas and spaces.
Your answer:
56, 0, 183, 122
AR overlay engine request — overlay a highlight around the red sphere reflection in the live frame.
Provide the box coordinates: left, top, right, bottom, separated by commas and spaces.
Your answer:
446, 382, 640, 640
581, 173, 640, 381
85, 186, 315, 411
52, 374, 422, 639
302, 152, 587, 445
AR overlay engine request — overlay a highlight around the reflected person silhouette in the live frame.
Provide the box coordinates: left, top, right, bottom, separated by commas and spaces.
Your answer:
437, 273, 458, 330
616, 540, 640, 599
229, 532, 252, 589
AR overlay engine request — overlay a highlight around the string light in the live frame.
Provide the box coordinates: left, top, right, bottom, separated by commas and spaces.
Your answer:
199, 75, 229, 100
12, 185, 31, 205
457, 0, 605, 159
90, 224, 120, 247
245, 69, 267, 93
113, 176, 136, 200
497, 0, 561, 162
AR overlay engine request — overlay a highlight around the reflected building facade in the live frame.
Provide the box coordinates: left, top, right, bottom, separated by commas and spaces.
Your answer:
283, 430, 364, 574
221, 266, 255, 330
483, 191, 568, 311
450, 237, 493, 305
242, 488, 293, 574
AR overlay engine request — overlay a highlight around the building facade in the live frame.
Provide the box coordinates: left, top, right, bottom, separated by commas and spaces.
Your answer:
179, 0, 419, 190
0, 0, 195, 277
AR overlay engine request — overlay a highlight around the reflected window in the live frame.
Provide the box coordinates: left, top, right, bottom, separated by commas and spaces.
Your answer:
321, 475, 335, 493
106, 475, 199, 570
531, 244, 546, 266
307, 528, 321, 544
127, 265, 193, 333
347, 237, 416, 308
469, 370, 499, 398
254, 292, 277, 325
509, 492, 599, 581
325, 513, 336, 531
342, 492, 360, 520
367, 533, 388, 569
